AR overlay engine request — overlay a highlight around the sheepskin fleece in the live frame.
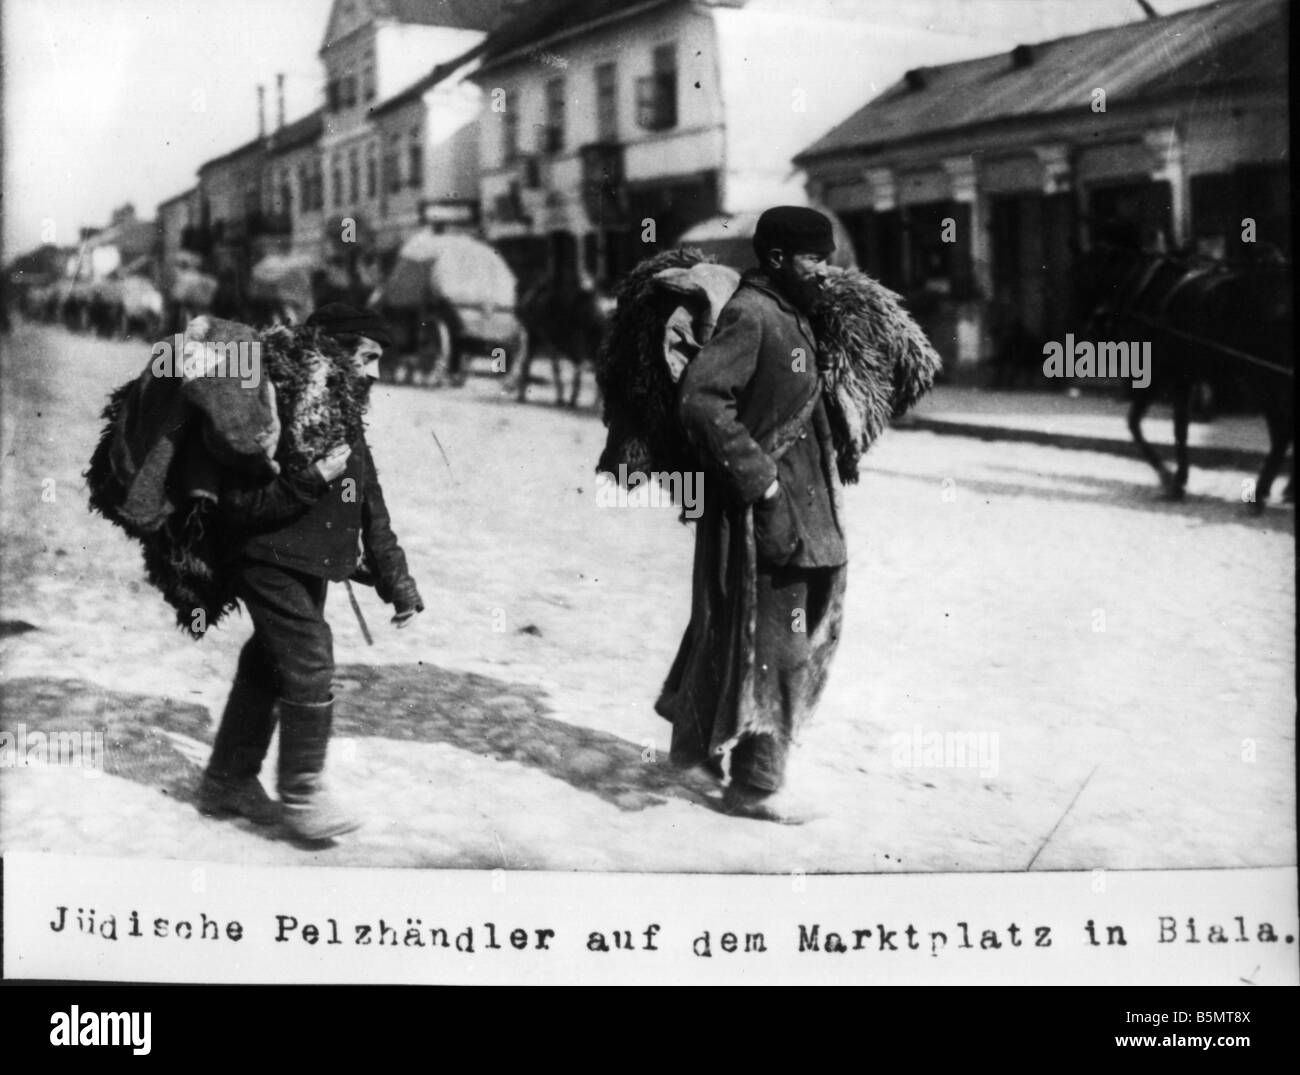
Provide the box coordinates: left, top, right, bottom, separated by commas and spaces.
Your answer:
813, 266, 943, 482
86, 323, 370, 637
596, 248, 708, 480
596, 252, 941, 486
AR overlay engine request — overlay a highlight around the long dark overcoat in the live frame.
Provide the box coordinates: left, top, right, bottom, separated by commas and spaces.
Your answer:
656, 270, 847, 763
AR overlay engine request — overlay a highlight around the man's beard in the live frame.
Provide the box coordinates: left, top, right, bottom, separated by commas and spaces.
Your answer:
771, 264, 822, 313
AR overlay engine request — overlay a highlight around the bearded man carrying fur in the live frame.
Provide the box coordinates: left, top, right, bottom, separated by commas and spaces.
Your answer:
199, 303, 424, 840
659, 207, 849, 825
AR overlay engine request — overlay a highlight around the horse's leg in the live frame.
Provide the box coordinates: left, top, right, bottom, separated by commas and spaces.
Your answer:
569, 354, 583, 408
515, 338, 532, 402
1171, 383, 1190, 496
551, 349, 565, 407
1127, 394, 1174, 493
1252, 406, 1293, 513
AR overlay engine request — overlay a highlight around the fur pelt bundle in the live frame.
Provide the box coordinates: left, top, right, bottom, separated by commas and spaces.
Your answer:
257, 324, 370, 470
596, 248, 710, 480
86, 322, 371, 638
812, 266, 943, 482
595, 251, 941, 489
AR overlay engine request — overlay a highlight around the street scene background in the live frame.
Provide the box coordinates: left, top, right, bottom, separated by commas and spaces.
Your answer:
0, 0, 1293, 874
0, 322, 1292, 872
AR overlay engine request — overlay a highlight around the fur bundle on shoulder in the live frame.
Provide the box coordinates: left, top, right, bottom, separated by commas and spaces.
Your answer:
596, 248, 711, 480
595, 251, 941, 491
258, 324, 370, 471
86, 322, 371, 638
813, 266, 943, 482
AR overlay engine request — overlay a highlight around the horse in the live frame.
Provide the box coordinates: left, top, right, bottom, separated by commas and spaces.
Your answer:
513, 278, 611, 407
1081, 244, 1293, 510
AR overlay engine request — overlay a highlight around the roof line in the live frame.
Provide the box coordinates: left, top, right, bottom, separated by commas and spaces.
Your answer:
793, 76, 1284, 167
475, 0, 679, 76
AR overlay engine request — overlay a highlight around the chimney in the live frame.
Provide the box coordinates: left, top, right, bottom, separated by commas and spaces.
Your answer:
277, 73, 286, 130
257, 84, 266, 138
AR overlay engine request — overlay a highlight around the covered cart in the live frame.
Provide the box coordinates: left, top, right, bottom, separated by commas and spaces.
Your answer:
372, 231, 525, 385
248, 253, 317, 325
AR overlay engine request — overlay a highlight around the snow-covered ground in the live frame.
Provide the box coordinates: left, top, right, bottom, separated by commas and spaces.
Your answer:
1, 323, 1294, 872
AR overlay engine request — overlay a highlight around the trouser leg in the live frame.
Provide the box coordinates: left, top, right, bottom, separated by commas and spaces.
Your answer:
234, 562, 358, 839
236, 562, 334, 706
730, 565, 814, 794
206, 637, 278, 782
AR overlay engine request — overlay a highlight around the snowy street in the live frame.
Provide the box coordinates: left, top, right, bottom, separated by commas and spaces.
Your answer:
1, 323, 1293, 873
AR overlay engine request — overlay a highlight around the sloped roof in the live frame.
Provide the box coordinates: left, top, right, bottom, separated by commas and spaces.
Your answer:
476, 0, 743, 71
796, 0, 1286, 163
197, 135, 266, 174
267, 109, 325, 155
157, 188, 197, 209
368, 48, 483, 116
376, 0, 506, 30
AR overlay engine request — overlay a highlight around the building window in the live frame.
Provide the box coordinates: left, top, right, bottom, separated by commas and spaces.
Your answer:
595, 63, 617, 142
904, 200, 973, 298
407, 127, 423, 188
544, 78, 565, 154
636, 43, 677, 132
341, 72, 357, 109
244, 179, 260, 227
362, 64, 375, 103
366, 142, 377, 198
502, 89, 520, 162
348, 147, 360, 204
297, 163, 309, 215
386, 135, 402, 192
326, 80, 339, 112
331, 153, 343, 208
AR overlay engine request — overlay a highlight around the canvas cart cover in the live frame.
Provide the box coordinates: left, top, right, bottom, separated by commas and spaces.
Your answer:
387, 232, 516, 308
249, 253, 316, 314
172, 267, 218, 308
120, 274, 163, 317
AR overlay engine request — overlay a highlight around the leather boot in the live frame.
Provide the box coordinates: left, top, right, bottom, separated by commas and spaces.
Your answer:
721, 783, 823, 825
200, 674, 281, 825
276, 696, 361, 840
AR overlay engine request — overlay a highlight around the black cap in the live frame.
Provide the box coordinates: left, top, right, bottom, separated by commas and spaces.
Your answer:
305, 303, 393, 348
753, 206, 835, 259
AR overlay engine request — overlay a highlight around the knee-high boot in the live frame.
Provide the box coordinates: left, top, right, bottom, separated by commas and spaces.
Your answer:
276, 696, 361, 840
199, 675, 281, 824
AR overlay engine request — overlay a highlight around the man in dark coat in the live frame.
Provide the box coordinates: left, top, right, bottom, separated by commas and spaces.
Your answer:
657, 207, 847, 824
199, 303, 423, 840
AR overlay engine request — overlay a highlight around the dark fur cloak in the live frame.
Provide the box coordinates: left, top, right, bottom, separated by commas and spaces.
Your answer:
86, 323, 369, 638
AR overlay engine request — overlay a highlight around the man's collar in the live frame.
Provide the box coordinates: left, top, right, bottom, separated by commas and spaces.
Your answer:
740, 268, 798, 313
740, 268, 815, 333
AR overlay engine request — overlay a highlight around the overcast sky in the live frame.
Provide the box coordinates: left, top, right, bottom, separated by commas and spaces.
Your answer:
3, 0, 332, 257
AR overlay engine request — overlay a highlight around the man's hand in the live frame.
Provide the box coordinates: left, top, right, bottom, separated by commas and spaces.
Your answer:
391, 576, 424, 628
314, 444, 351, 483
761, 479, 780, 501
